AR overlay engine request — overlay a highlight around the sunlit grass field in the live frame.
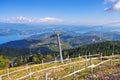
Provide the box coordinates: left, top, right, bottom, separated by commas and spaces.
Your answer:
0, 55, 119, 80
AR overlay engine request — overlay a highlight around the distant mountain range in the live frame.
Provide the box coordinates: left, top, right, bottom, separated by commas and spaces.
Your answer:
1, 31, 120, 48
0, 30, 120, 56
0, 22, 120, 56
0, 22, 120, 36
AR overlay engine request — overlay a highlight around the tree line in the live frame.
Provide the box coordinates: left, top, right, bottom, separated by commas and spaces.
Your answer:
63, 41, 120, 58
0, 41, 120, 69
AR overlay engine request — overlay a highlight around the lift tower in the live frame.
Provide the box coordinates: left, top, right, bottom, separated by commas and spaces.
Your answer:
50, 32, 63, 62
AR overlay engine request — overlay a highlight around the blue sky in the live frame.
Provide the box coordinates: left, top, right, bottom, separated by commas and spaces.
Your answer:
0, 0, 120, 25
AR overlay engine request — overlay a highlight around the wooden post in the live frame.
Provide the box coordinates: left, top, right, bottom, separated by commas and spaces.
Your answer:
26, 64, 31, 79
0, 76, 2, 80
26, 64, 29, 73
85, 55, 87, 68
55, 57, 56, 62
67, 55, 69, 63
72, 66, 75, 80
69, 58, 72, 72
90, 57, 93, 76
42, 60, 44, 68
84, 76, 87, 80
69, 58, 71, 63
112, 52, 114, 60
29, 68, 32, 79
57, 77, 60, 80
7, 68, 10, 80
89, 52, 91, 59
79, 53, 80, 58
110, 55, 112, 67
36, 76, 40, 80
68, 55, 69, 60
52, 66, 55, 78
99, 52, 102, 69
54, 58, 56, 67
100, 52, 103, 62
44, 72, 48, 80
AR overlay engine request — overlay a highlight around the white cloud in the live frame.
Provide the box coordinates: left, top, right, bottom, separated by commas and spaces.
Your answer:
0, 16, 63, 23
38, 17, 63, 22
1, 16, 33, 23
104, 0, 117, 3
104, 0, 120, 11
100, 21, 120, 25
113, 1, 120, 10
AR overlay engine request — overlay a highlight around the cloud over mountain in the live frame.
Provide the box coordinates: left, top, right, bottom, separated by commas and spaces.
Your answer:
0, 16, 63, 23
38, 17, 63, 22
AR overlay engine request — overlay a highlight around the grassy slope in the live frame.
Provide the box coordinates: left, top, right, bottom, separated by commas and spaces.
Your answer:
0, 55, 119, 80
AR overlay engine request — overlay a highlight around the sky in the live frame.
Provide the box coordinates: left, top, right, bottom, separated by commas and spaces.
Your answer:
0, 0, 120, 25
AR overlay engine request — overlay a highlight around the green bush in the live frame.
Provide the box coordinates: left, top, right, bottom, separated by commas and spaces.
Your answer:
0, 55, 9, 69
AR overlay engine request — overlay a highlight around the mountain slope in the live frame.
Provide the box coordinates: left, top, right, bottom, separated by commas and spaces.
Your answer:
63, 41, 120, 58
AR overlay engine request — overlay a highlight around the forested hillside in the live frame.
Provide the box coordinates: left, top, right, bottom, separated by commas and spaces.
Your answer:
0, 41, 120, 69
63, 41, 120, 58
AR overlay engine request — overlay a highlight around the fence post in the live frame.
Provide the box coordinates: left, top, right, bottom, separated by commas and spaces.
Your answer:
7, 68, 10, 80
84, 76, 87, 80
54, 58, 56, 67
69, 58, 71, 63
36, 76, 40, 80
69, 58, 72, 68
42, 60, 44, 68
29, 68, 32, 79
100, 52, 103, 62
52, 66, 55, 78
26, 64, 32, 79
79, 53, 80, 58
0, 76, 2, 80
69, 58, 72, 72
72, 66, 75, 80
85, 55, 87, 68
68, 55, 69, 60
112, 52, 114, 60
44, 72, 48, 80
26, 64, 29, 73
90, 57, 93, 76
68, 55, 70, 63
57, 77, 61, 80
110, 55, 112, 67
55, 57, 56, 62
89, 52, 91, 59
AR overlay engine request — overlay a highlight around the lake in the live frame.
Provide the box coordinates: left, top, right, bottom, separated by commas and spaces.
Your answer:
0, 32, 44, 44
0, 35, 31, 44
